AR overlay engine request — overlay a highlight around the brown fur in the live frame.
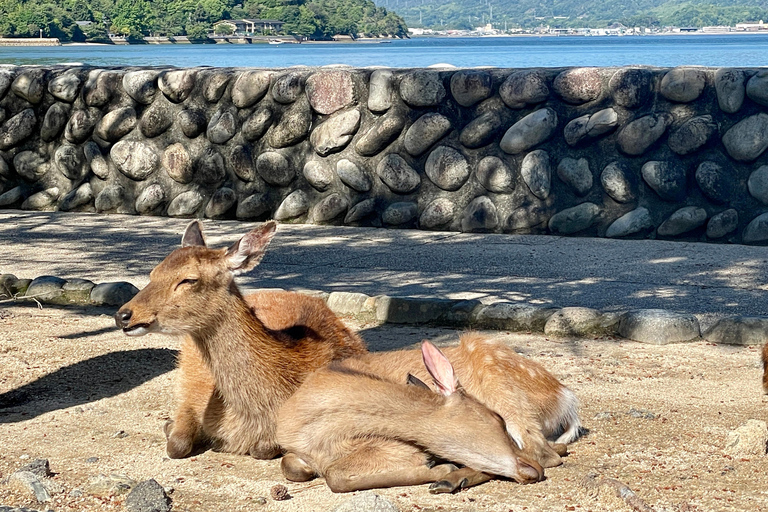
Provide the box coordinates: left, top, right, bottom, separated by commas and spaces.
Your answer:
763, 343, 768, 394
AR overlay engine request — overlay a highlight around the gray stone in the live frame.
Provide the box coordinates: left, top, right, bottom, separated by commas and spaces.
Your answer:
617, 113, 672, 155
167, 190, 205, 217
520, 149, 551, 200
135, 184, 165, 214
0, 108, 37, 150
355, 110, 405, 156
668, 115, 717, 155
95, 107, 137, 142
660, 67, 707, 102
236, 193, 270, 219
205, 187, 237, 218
197, 148, 226, 184
242, 106, 273, 141
605, 207, 654, 238
306, 70, 356, 114
724, 420, 768, 456
375, 296, 458, 324
83, 70, 120, 107
382, 201, 418, 225
722, 113, 768, 162
748, 165, 768, 204
404, 113, 451, 156
376, 154, 420, 194
8, 471, 51, 503
500, 108, 558, 155
92, 282, 140, 307
553, 67, 602, 103
618, 309, 701, 344
310, 108, 361, 156
368, 70, 394, 112
95, 185, 125, 212
139, 101, 173, 138
158, 69, 197, 103
399, 70, 445, 107
84, 142, 109, 180
122, 70, 159, 105
336, 159, 371, 192
112, 140, 159, 181
706, 209, 738, 239
18, 459, 52, 478
0, 69, 13, 98
312, 193, 348, 222
476, 156, 515, 193
704, 317, 768, 346
207, 109, 238, 144
557, 157, 592, 196
255, 152, 293, 186
743, 212, 768, 244
545, 307, 615, 337
474, 302, 557, 332
0, 186, 25, 207
327, 291, 374, 316
304, 161, 334, 191
272, 71, 304, 103
14, 151, 48, 182
715, 68, 746, 113
230, 144, 257, 182
696, 161, 730, 203
420, 197, 455, 229
657, 206, 707, 236
450, 70, 492, 107
65, 108, 99, 143
202, 72, 231, 103
84, 473, 137, 497
601, 162, 634, 203
268, 97, 312, 148
746, 70, 768, 107
609, 67, 652, 108
499, 69, 549, 108
461, 196, 498, 232
124, 479, 172, 512
22, 188, 59, 210
564, 108, 618, 147
231, 70, 271, 108
11, 69, 46, 103
425, 146, 470, 192
563, 114, 590, 147
26, 276, 66, 301
548, 202, 600, 235
0, 155, 8, 178
55, 144, 85, 180
460, 111, 504, 149
641, 160, 687, 202
41, 102, 71, 141
48, 72, 82, 102
177, 108, 207, 139
345, 198, 377, 223
162, 143, 193, 184
61, 278, 96, 303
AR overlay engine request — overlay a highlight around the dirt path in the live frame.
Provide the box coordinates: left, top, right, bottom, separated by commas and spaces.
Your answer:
1, 304, 766, 512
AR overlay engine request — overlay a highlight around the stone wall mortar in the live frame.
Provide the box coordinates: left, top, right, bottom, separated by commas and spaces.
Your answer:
2, 64, 768, 244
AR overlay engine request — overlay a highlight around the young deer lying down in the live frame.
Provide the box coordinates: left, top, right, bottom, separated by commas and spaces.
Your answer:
277, 340, 544, 493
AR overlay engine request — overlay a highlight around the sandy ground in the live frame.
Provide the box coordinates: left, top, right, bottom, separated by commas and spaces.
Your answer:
1, 303, 767, 512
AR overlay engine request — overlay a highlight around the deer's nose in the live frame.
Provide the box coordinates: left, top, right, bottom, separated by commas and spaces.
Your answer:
115, 309, 133, 329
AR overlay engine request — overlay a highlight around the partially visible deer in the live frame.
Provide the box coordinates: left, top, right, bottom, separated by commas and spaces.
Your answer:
277, 340, 544, 493
762, 343, 768, 394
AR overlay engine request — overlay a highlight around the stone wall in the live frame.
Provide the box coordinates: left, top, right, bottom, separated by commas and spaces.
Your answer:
1, 64, 768, 243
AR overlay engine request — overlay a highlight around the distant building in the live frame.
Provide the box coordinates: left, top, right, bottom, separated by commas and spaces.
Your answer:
213, 19, 285, 35
735, 20, 766, 31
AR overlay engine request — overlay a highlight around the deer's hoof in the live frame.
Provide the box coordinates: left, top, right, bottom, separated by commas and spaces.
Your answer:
429, 478, 467, 494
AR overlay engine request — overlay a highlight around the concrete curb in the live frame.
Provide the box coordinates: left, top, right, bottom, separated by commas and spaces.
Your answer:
3, 273, 767, 347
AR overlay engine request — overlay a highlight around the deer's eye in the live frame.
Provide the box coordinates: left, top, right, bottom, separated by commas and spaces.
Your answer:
176, 278, 198, 289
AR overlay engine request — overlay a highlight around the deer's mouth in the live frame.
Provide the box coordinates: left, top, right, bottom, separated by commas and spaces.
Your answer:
122, 323, 154, 336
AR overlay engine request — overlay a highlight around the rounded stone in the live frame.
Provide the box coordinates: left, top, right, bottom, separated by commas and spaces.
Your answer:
274, 190, 309, 220
355, 111, 406, 156
0, 70, 12, 98
21, 188, 60, 210
256, 152, 294, 186
660, 67, 707, 103
197, 148, 226, 184
310, 109, 361, 156
520, 149, 551, 200
162, 143, 193, 184
0, 186, 25, 207
460, 111, 504, 149
236, 193, 270, 219
617, 113, 672, 156
557, 157, 592, 197
425, 146, 471, 192
242, 106, 273, 141
500, 108, 558, 155
207, 110, 238, 144
90, 282, 140, 306
618, 309, 701, 344
306, 70, 356, 115
545, 307, 606, 337
609, 67, 652, 108
376, 154, 420, 194
168, 190, 205, 217
368, 69, 394, 112
272, 72, 304, 104
268, 99, 312, 148
48, 72, 82, 103
83, 70, 120, 107
586, 108, 619, 138
177, 109, 207, 139
382, 202, 418, 225
122, 70, 159, 105
41, 103, 71, 142
112, 141, 159, 181
59, 183, 93, 212
695, 161, 730, 203
0, 109, 37, 150
657, 206, 707, 236
304, 161, 334, 191
205, 187, 237, 218
641, 161, 687, 202
725, 420, 768, 456
399, 71, 446, 107
25, 276, 66, 300
668, 115, 717, 155
420, 197, 455, 229
54, 144, 85, 180
745, 70, 768, 107
722, 113, 768, 162
747, 165, 768, 204
449, 70, 492, 107
706, 209, 738, 239
158, 69, 197, 103
139, 101, 173, 138
84, 142, 109, 180
95, 185, 125, 212
202, 72, 231, 103
548, 202, 600, 235
476, 156, 515, 194
404, 113, 452, 156
65, 108, 99, 143
499, 69, 549, 108
715, 68, 746, 114
11, 69, 46, 103
563, 114, 590, 147
231, 70, 271, 108
312, 193, 348, 222
95, 107, 137, 142
135, 184, 166, 214
337, 159, 372, 193
743, 212, 768, 244
605, 207, 654, 238
345, 198, 377, 224
13, 151, 49, 182
0, 155, 9, 178
461, 196, 498, 232
553, 67, 602, 104
230, 145, 256, 182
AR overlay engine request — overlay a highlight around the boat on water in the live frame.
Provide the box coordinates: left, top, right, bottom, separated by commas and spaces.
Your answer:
269, 39, 283, 45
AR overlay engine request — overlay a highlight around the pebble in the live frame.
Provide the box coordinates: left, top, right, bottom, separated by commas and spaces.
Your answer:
722, 113, 768, 162
274, 190, 309, 220
399, 70, 445, 107
382, 201, 417, 225
609, 67, 652, 108
617, 113, 672, 155
230, 70, 271, 108
355, 109, 406, 156
476, 156, 515, 193
420, 197, 455, 229
641, 160, 687, 202
724, 419, 768, 456
695, 161, 730, 204
310, 109, 361, 156
553, 67, 602, 104
667, 115, 717, 155
125, 479, 172, 512
48, 71, 82, 103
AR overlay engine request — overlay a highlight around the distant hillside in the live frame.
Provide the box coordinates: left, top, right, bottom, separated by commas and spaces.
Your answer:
375, 0, 768, 30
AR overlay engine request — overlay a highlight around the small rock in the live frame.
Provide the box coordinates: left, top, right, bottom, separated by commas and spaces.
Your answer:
747, 165, 768, 204
167, 190, 205, 217
500, 108, 558, 155
696, 161, 730, 204
162, 143, 193, 184
205, 187, 237, 219
274, 190, 309, 220
59, 183, 94, 212
404, 113, 452, 156
725, 419, 768, 456
618, 309, 701, 344
125, 479, 172, 512
272, 71, 304, 104
557, 157, 592, 196
376, 154, 420, 194
344, 198, 377, 224
746, 70, 768, 107
553, 67, 602, 104
122, 70, 159, 105
641, 160, 687, 202
310, 108, 361, 156
0, 108, 37, 150
256, 152, 294, 187
703, 316, 768, 346
548, 202, 600, 235
236, 193, 270, 220
476, 156, 515, 194
722, 113, 768, 162
460, 110, 505, 149
474, 302, 557, 332
450, 70, 492, 107
22, 188, 60, 211
706, 209, 738, 239
657, 206, 707, 237
25, 276, 66, 301
177, 108, 207, 139
242, 106, 273, 141
545, 307, 615, 337
304, 161, 334, 191
9, 471, 51, 503
368, 69, 394, 112
337, 159, 372, 193
399, 70, 445, 107
206, 109, 238, 144
158, 69, 197, 103
111, 140, 159, 181
420, 197, 455, 229
617, 113, 672, 155
84, 473, 137, 498
499, 69, 549, 108
90, 282, 139, 306
268, 97, 312, 148
139, 101, 173, 137
312, 193, 348, 222
306, 70, 356, 114
18, 459, 52, 478
231, 70, 271, 108
355, 109, 406, 156
95, 185, 126, 213
609, 67, 652, 108
461, 196, 498, 232
743, 212, 768, 244
382, 202, 418, 225
668, 115, 717, 155
628, 408, 656, 420
605, 207, 654, 238
715, 68, 746, 113
601, 162, 634, 203
85, 457, 99, 464
48, 71, 82, 103
330, 491, 399, 512
520, 149, 551, 200
425, 146, 470, 192
660, 67, 707, 102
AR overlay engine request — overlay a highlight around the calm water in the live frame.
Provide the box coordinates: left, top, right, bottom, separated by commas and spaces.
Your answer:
1, 34, 768, 68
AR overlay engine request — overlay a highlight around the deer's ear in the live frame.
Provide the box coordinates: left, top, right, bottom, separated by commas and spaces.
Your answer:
182, 220, 206, 248
421, 340, 459, 396
406, 373, 431, 390
225, 221, 277, 274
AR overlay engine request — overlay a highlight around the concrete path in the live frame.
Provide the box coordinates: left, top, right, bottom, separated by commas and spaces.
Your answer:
2, 210, 768, 326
